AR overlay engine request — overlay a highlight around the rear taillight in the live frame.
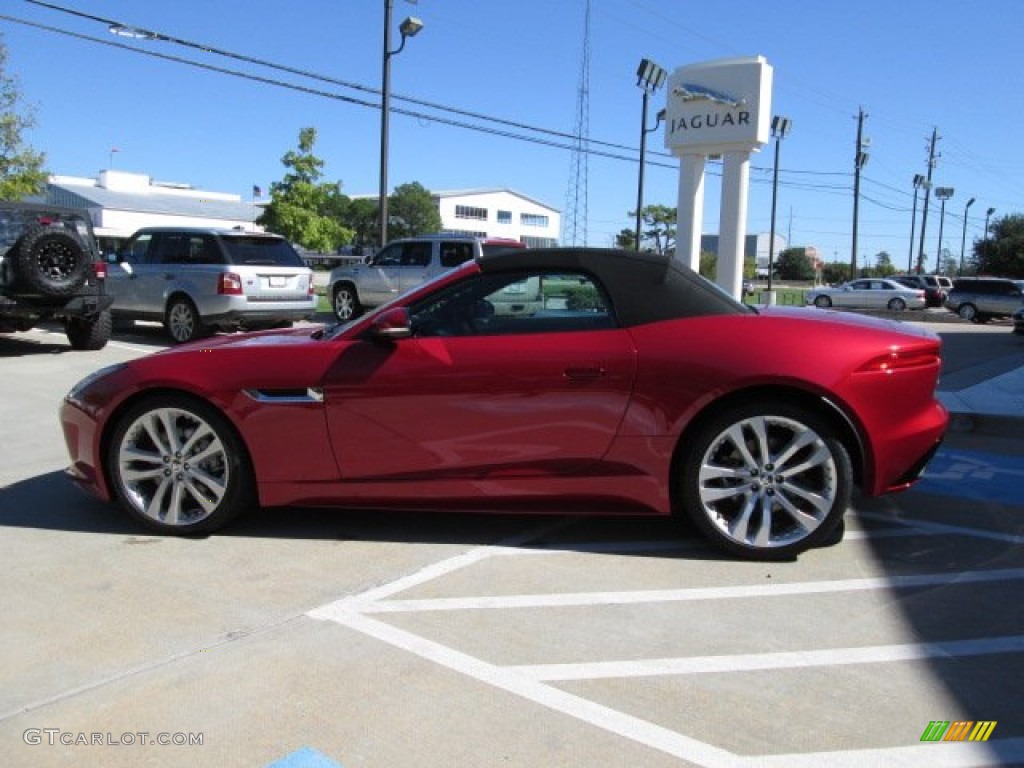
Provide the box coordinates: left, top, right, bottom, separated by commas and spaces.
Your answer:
308, 277, 315, 296
218, 272, 243, 295
856, 347, 940, 375
92, 261, 107, 280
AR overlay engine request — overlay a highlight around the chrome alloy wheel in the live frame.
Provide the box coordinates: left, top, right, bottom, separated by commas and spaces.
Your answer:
695, 414, 838, 551
166, 300, 201, 343
116, 406, 230, 528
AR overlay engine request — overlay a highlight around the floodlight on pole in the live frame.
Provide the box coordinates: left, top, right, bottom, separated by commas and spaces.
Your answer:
958, 197, 975, 276
634, 58, 667, 251
379, 2, 424, 247
933, 187, 954, 274
767, 116, 791, 296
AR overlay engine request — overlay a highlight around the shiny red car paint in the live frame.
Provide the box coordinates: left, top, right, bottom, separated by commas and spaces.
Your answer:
61, 250, 947, 542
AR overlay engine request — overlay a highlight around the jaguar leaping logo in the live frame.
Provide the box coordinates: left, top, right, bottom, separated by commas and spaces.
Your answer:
673, 83, 746, 108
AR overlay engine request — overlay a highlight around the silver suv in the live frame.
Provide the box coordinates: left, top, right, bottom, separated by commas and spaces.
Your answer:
944, 277, 1024, 323
328, 234, 525, 320
107, 227, 316, 342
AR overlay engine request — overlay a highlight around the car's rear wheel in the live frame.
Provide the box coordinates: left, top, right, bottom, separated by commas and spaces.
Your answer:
107, 395, 254, 534
333, 284, 361, 321
813, 295, 832, 308
887, 297, 907, 311
165, 297, 207, 343
679, 402, 852, 560
66, 309, 112, 350
957, 303, 977, 321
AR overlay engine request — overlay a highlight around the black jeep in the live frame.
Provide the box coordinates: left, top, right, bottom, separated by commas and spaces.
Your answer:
0, 201, 113, 350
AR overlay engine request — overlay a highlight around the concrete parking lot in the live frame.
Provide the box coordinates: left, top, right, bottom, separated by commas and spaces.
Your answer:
1, 319, 1022, 767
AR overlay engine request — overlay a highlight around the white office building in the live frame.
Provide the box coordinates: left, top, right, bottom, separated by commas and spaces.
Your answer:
432, 189, 560, 248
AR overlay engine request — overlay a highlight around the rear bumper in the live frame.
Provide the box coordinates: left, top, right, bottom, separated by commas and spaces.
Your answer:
870, 399, 948, 495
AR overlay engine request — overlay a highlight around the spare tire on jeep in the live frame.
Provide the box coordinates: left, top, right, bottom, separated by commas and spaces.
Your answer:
13, 224, 91, 298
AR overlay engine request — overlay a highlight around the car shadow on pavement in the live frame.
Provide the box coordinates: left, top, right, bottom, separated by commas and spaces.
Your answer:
1, 471, 736, 560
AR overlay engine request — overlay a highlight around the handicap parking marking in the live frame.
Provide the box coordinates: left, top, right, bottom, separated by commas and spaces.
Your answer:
916, 448, 1024, 506
264, 746, 342, 768
308, 519, 1024, 767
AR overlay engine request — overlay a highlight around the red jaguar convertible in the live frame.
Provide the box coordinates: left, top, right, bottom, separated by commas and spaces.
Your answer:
61, 248, 947, 560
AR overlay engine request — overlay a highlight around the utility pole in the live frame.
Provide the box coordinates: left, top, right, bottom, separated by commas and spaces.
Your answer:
850, 108, 868, 280
916, 127, 939, 272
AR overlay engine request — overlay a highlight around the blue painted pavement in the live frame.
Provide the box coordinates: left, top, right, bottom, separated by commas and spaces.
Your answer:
265, 747, 342, 768
914, 448, 1024, 506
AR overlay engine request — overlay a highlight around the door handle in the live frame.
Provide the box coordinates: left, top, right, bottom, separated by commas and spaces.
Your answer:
564, 366, 605, 381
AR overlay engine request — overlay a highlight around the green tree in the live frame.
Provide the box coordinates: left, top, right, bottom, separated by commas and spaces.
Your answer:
614, 228, 637, 250
699, 250, 717, 279
628, 204, 676, 254
258, 127, 353, 252
0, 36, 47, 200
347, 197, 379, 249
874, 251, 896, 277
821, 261, 851, 285
973, 214, 1024, 277
776, 247, 814, 280
386, 181, 441, 240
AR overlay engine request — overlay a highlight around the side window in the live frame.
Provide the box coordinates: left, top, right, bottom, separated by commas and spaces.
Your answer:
440, 241, 474, 268
410, 271, 615, 338
125, 233, 154, 263
401, 242, 431, 267
372, 244, 402, 267
156, 234, 192, 265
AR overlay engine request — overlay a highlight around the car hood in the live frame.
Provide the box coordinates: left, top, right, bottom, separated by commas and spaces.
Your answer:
158, 325, 327, 354
759, 305, 941, 341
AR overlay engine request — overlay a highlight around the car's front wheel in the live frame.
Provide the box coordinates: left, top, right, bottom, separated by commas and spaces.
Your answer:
333, 284, 361, 321
107, 395, 254, 534
679, 402, 852, 560
165, 297, 207, 343
813, 295, 832, 308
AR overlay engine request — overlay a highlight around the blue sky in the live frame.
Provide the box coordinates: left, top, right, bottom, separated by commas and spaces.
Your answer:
3, 0, 1023, 267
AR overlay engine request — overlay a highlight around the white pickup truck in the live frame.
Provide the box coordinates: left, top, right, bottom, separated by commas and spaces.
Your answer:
327, 234, 525, 321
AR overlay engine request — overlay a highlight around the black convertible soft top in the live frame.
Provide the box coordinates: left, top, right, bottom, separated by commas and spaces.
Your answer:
477, 247, 752, 327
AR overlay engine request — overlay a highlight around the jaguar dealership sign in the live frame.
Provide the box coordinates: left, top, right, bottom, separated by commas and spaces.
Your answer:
663, 56, 773, 298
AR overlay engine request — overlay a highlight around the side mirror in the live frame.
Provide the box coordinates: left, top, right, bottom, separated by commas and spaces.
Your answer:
368, 307, 412, 341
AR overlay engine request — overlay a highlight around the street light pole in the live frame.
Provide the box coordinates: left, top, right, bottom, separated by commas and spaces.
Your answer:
907, 174, 925, 273
958, 197, 975, 276
768, 116, 791, 297
379, 2, 423, 248
634, 59, 667, 251
985, 206, 996, 262
933, 187, 954, 274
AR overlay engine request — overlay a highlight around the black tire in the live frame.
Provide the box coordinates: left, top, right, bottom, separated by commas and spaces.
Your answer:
887, 298, 907, 311
333, 284, 362, 321
678, 401, 852, 560
164, 297, 207, 343
813, 295, 832, 309
66, 309, 112, 350
106, 394, 255, 534
14, 225, 91, 298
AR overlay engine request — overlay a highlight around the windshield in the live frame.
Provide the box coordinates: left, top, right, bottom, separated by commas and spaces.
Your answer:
222, 237, 305, 266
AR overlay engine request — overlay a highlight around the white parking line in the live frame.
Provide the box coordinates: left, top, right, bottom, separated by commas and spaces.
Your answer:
511, 634, 1024, 681
308, 503, 1024, 766
352, 567, 1024, 614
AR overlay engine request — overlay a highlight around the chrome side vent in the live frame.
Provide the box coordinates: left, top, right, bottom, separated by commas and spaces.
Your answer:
243, 387, 323, 404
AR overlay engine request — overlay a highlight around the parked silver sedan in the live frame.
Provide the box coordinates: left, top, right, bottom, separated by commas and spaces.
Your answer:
806, 278, 926, 311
